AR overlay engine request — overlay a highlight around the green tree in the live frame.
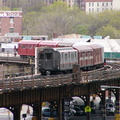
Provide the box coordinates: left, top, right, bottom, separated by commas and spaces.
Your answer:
23, 11, 39, 35
22, 1, 120, 39
23, 1, 85, 39
96, 25, 120, 39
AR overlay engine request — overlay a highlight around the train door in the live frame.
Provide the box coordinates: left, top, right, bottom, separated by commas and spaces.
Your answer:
39, 52, 53, 74
69, 51, 78, 69
60, 52, 69, 70
39, 49, 60, 74
64, 52, 68, 69
44, 52, 53, 69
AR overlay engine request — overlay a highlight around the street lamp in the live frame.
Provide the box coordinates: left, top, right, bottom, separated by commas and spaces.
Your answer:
100, 85, 120, 91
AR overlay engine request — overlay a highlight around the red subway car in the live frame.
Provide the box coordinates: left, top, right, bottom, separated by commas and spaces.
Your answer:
18, 40, 60, 58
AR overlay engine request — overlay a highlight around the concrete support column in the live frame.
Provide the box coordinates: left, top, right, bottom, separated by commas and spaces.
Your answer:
57, 86, 64, 120
32, 103, 42, 120
12, 106, 21, 120
85, 84, 91, 120
57, 98, 63, 120
86, 94, 91, 120
115, 89, 120, 120
49, 101, 55, 118
101, 91, 106, 120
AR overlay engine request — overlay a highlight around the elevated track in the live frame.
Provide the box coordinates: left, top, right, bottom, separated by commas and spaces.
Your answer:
0, 57, 120, 120
0, 66, 120, 93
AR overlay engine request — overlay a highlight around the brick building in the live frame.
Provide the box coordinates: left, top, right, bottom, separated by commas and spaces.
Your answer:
0, 11, 22, 36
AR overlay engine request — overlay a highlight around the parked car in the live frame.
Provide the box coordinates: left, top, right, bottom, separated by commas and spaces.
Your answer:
99, 100, 115, 116
70, 105, 85, 116
106, 102, 115, 116
42, 107, 57, 118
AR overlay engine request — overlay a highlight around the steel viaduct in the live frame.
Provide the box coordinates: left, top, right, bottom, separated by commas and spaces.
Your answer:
0, 58, 120, 120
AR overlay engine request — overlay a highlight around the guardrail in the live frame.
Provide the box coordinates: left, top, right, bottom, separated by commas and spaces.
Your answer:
0, 68, 120, 93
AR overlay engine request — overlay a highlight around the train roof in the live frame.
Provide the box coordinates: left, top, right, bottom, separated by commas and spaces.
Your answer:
18, 40, 42, 44
73, 45, 93, 51
50, 47, 77, 52
73, 42, 104, 50
57, 41, 75, 47
39, 40, 60, 46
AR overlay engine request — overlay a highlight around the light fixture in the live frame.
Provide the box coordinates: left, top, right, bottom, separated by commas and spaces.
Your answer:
100, 85, 120, 91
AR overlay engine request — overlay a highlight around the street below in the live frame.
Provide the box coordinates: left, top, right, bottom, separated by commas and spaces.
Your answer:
0, 114, 115, 120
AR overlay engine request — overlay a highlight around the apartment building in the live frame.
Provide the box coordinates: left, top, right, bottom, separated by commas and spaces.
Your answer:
85, 0, 113, 13
0, 11, 22, 36
112, 0, 120, 10
1, 0, 120, 13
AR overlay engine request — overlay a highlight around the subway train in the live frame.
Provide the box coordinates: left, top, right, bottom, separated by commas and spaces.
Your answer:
18, 40, 75, 59
18, 40, 59, 58
39, 43, 104, 75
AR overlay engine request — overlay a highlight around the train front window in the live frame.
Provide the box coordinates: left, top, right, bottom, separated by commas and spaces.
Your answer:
45, 53, 52, 59
40, 54, 44, 59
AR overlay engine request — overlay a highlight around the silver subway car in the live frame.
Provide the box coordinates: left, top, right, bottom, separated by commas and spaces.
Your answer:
39, 47, 78, 75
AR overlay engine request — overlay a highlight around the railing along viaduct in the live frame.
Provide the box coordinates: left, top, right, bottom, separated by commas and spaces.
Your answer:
0, 67, 120, 120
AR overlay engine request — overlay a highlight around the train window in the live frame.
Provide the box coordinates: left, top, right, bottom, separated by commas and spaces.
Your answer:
88, 52, 90, 57
19, 45, 21, 48
68, 52, 70, 58
29, 45, 32, 49
27, 45, 29, 48
40, 54, 44, 59
71, 53, 74, 59
65, 54, 67, 60
75, 52, 76, 58
45, 53, 52, 59
62, 53, 63, 59
22, 45, 26, 49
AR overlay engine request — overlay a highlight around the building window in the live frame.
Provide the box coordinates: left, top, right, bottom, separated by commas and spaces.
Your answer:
92, 3, 94, 6
102, 3, 104, 6
10, 17, 14, 23
10, 28, 14, 33
0, 18, 1, 22
97, 3, 99, 6
106, 3, 108, 6
97, 8, 99, 12
0, 28, 1, 33
89, 3, 91, 6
